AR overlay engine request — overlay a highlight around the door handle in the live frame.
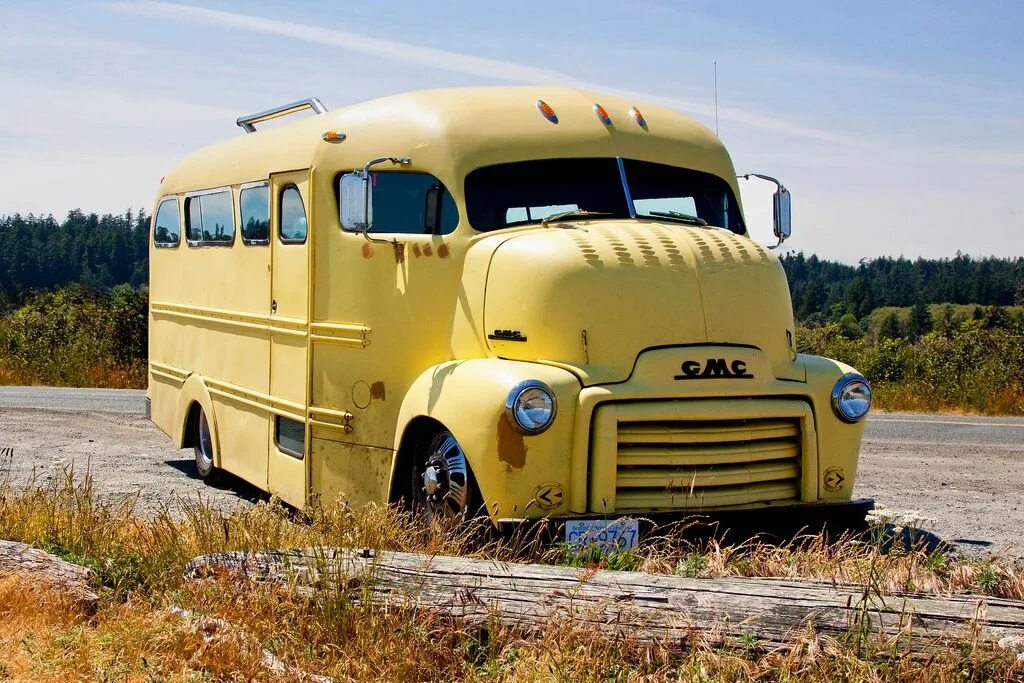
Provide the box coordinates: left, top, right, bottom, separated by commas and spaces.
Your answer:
271, 299, 278, 314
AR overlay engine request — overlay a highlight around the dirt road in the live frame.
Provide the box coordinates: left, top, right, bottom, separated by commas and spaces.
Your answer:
1, 388, 1022, 555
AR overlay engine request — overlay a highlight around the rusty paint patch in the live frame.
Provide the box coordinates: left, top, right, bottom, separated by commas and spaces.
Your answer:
361, 243, 374, 258
412, 244, 422, 257
496, 417, 526, 470
437, 243, 450, 258
393, 243, 406, 263
423, 244, 433, 257
369, 381, 386, 400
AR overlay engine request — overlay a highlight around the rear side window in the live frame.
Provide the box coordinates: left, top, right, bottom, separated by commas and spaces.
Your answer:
280, 186, 307, 243
337, 171, 458, 235
185, 190, 235, 246
239, 183, 270, 244
153, 197, 180, 247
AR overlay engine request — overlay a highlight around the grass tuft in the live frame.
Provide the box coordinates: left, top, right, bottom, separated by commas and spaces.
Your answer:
0, 474, 1022, 681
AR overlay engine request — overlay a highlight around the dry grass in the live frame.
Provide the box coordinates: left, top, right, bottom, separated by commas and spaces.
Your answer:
0, 474, 1022, 682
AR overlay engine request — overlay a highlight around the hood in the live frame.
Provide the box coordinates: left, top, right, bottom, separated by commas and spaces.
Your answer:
482, 222, 803, 385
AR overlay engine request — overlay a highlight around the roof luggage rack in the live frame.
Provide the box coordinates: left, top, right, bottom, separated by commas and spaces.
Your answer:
236, 97, 329, 133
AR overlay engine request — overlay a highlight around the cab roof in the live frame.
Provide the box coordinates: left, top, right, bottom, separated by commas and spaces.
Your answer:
160, 86, 741, 202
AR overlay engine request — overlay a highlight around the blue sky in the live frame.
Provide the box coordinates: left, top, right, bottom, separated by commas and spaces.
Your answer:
1, 0, 1021, 260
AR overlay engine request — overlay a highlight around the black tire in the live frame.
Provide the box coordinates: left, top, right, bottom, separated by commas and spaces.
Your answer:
409, 430, 479, 523
192, 406, 220, 482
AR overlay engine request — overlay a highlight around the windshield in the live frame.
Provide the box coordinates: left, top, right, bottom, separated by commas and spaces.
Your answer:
464, 158, 745, 233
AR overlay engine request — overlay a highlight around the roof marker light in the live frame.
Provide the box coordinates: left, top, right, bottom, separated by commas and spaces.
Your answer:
593, 103, 612, 126
322, 130, 347, 142
629, 106, 648, 130
536, 99, 558, 124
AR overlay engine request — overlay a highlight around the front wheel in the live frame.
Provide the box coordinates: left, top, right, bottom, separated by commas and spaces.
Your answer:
410, 430, 477, 522
193, 406, 220, 482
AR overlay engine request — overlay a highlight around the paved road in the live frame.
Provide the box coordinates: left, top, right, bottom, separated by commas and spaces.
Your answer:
1, 388, 1022, 554
0, 386, 146, 413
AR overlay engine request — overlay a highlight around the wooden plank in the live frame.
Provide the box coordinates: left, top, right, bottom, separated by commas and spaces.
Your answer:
183, 548, 1024, 654
0, 539, 99, 610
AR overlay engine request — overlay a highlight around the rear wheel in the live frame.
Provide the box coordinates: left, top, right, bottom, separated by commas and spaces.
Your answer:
410, 430, 477, 522
193, 406, 220, 482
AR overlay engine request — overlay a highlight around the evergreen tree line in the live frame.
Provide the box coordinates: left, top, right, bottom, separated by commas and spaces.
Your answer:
0, 209, 149, 309
1, 210, 1021, 321
781, 252, 1024, 323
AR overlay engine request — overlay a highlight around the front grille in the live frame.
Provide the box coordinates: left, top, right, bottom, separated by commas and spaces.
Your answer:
589, 401, 812, 512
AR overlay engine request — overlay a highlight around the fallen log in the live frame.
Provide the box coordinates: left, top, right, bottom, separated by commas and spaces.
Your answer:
184, 548, 1024, 655
0, 539, 99, 610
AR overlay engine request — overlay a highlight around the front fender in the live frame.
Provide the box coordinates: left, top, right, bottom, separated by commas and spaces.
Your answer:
799, 354, 868, 501
394, 359, 582, 520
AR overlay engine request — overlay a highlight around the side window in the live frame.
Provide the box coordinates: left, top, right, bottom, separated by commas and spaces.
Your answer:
280, 185, 307, 243
153, 197, 180, 247
239, 183, 270, 244
337, 172, 458, 235
275, 416, 305, 458
185, 190, 235, 246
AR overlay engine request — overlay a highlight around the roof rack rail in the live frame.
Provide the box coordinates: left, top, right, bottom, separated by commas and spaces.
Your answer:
236, 97, 328, 133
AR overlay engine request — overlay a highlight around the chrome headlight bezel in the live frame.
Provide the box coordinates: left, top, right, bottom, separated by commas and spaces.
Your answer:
504, 380, 557, 435
831, 373, 872, 423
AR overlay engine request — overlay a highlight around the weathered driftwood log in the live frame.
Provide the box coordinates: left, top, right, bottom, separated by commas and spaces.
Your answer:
184, 548, 1024, 655
0, 539, 99, 610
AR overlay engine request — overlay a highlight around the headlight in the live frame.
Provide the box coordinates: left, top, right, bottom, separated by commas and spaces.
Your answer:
831, 374, 872, 423
505, 380, 557, 435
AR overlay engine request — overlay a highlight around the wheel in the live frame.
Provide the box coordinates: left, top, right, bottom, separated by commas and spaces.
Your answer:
410, 430, 476, 522
193, 406, 220, 482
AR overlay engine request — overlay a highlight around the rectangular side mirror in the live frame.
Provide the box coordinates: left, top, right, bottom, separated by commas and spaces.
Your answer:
339, 172, 372, 231
773, 188, 792, 242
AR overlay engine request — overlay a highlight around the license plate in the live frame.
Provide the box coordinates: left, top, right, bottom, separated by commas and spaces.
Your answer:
564, 518, 639, 551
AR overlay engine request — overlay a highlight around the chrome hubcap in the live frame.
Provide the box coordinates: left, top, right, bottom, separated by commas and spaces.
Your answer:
419, 432, 468, 520
197, 412, 214, 465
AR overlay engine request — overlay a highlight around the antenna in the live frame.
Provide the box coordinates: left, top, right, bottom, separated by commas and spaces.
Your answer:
714, 61, 719, 137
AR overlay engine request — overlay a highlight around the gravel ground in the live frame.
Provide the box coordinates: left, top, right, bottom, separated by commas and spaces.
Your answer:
1, 398, 1022, 556
0, 408, 261, 514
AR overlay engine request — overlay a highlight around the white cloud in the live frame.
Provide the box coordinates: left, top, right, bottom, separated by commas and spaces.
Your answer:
103, 0, 860, 146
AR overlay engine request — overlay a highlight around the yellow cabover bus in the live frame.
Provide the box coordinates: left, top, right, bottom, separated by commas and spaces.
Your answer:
148, 86, 873, 538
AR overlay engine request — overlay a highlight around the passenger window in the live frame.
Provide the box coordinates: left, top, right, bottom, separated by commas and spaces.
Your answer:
239, 183, 270, 244
153, 197, 180, 247
280, 186, 307, 243
185, 190, 235, 245
276, 416, 305, 458
338, 172, 458, 235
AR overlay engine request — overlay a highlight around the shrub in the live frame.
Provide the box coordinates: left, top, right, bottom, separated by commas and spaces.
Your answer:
0, 285, 147, 388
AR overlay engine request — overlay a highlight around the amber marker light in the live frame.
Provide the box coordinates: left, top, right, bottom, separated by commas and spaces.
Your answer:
322, 130, 347, 142
536, 99, 558, 124
630, 106, 648, 130
593, 103, 612, 125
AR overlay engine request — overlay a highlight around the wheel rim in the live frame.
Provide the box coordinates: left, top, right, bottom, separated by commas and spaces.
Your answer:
416, 432, 469, 521
196, 410, 214, 467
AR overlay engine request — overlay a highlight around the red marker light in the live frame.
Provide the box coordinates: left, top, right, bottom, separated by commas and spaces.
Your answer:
593, 103, 612, 125
536, 99, 558, 124
630, 106, 647, 129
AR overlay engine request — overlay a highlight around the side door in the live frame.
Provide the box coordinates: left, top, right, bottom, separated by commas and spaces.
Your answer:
267, 170, 311, 507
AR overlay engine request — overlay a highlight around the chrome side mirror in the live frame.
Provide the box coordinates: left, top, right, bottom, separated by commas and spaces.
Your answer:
339, 172, 370, 231
340, 157, 411, 237
773, 186, 791, 243
740, 173, 792, 248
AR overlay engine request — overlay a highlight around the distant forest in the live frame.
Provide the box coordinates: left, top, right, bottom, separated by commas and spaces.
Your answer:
0, 210, 1022, 319
0, 210, 149, 307
781, 252, 1024, 322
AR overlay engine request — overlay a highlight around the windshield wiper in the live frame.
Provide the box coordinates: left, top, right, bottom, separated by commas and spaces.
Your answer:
646, 210, 708, 227
540, 209, 612, 226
